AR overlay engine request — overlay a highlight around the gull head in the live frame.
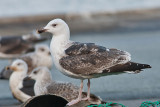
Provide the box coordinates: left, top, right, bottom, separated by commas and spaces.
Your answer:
37, 19, 69, 35
29, 67, 52, 81
6, 59, 28, 72
35, 44, 51, 56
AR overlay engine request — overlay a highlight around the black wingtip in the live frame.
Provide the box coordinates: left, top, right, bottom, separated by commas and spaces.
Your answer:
144, 64, 151, 68
147, 65, 152, 68
126, 62, 151, 71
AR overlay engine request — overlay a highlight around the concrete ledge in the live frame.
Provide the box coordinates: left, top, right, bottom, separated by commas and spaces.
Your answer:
0, 8, 160, 35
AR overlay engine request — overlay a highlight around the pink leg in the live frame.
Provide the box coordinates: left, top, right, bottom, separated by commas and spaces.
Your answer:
87, 79, 91, 99
82, 79, 91, 100
78, 80, 83, 100
67, 80, 83, 106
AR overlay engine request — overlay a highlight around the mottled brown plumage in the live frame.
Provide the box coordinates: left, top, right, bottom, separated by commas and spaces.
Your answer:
60, 42, 131, 76
47, 82, 102, 103
47, 82, 79, 101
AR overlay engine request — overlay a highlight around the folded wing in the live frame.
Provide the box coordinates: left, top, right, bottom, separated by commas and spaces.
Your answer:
60, 42, 131, 75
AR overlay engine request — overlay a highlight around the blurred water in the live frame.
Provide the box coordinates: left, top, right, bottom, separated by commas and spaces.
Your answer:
0, 29, 160, 103
0, 0, 160, 17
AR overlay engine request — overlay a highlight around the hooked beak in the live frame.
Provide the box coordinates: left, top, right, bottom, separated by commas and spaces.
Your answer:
37, 28, 48, 34
5, 66, 17, 71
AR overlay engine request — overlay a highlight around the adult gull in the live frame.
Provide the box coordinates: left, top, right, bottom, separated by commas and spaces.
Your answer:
37, 19, 151, 106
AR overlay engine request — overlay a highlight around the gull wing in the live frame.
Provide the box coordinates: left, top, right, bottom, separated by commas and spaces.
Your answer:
60, 42, 131, 75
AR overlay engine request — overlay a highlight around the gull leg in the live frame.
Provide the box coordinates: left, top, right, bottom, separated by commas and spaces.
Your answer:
67, 80, 83, 106
82, 79, 91, 101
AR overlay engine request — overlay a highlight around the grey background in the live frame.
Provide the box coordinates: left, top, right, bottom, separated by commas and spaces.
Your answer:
0, 0, 160, 17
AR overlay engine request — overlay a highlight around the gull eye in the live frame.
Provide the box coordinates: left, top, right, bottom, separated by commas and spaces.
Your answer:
52, 24, 57, 27
33, 71, 38, 74
40, 48, 45, 52
17, 63, 21, 66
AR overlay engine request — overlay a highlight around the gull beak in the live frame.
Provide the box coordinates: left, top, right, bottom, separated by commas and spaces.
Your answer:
5, 66, 17, 71
37, 28, 48, 34
23, 76, 32, 80
48, 52, 51, 55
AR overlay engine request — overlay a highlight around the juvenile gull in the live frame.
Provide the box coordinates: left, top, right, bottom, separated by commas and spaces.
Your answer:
0, 30, 47, 59
28, 67, 103, 104
0, 44, 52, 79
38, 19, 151, 105
7, 59, 32, 102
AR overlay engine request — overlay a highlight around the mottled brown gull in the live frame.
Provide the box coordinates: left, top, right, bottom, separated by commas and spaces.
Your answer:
7, 59, 32, 102
0, 44, 52, 79
28, 67, 103, 104
37, 19, 151, 106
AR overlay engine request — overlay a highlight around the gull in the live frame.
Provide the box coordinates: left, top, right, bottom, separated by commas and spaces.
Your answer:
28, 66, 103, 104
7, 59, 32, 102
37, 19, 151, 106
20, 44, 53, 72
0, 44, 52, 79
0, 30, 47, 59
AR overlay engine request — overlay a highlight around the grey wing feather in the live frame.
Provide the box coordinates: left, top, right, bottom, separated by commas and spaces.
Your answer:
60, 43, 131, 75
0, 36, 21, 54
0, 36, 34, 54
20, 77, 35, 96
